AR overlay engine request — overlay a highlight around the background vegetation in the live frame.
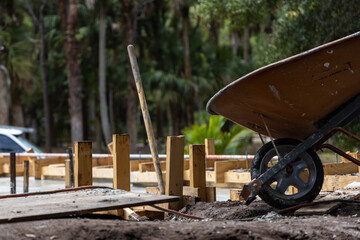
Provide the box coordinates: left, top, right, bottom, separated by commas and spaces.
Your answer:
1, 0, 359, 153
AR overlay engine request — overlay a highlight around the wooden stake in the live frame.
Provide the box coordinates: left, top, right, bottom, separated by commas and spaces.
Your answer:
205, 138, 215, 155
113, 134, 130, 191
67, 148, 75, 187
65, 159, 71, 188
189, 145, 206, 201
74, 141, 92, 187
206, 187, 216, 202
127, 45, 165, 194
205, 138, 215, 168
23, 160, 29, 193
10, 152, 16, 194
165, 135, 185, 210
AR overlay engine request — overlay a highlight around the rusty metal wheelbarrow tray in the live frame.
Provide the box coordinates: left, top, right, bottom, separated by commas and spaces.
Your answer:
207, 32, 360, 207
207, 32, 360, 141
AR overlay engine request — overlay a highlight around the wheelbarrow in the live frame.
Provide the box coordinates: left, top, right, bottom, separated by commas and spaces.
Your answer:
206, 32, 360, 209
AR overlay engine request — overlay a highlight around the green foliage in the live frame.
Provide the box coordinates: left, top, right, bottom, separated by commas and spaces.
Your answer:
182, 115, 254, 154
334, 118, 360, 152
254, 0, 360, 66
2, 0, 360, 151
197, 0, 269, 29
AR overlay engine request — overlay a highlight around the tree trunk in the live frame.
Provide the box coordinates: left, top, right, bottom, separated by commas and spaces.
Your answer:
231, 30, 240, 57
25, 0, 52, 151
169, 101, 180, 136
99, 0, 112, 144
181, 4, 194, 126
39, 0, 52, 152
122, 0, 138, 153
58, 0, 83, 142
243, 26, 250, 62
155, 103, 163, 139
108, 87, 115, 133
209, 19, 219, 45
0, 67, 9, 125
10, 76, 24, 126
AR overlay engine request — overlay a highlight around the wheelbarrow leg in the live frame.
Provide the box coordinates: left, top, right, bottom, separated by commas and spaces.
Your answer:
241, 94, 360, 205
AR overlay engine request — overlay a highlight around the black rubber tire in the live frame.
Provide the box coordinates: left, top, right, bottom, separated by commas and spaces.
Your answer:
251, 138, 324, 209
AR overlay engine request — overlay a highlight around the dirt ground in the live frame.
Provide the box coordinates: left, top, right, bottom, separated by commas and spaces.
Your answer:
0, 200, 359, 240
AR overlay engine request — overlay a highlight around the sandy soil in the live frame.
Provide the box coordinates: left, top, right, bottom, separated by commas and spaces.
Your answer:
0, 200, 359, 240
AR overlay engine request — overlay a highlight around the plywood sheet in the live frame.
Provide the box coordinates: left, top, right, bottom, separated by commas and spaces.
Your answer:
0, 188, 179, 223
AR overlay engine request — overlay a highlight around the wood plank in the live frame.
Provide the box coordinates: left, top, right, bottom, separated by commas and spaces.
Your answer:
35, 157, 65, 179
140, 161, 166, 172
295, 186, 360, 215
134, 210, 164, 220
0, 188, 179, 223
215, 160, 252, 183
205, 138, 215, 168
206, 170, 216, 182
131, 160, 152, 171
121, 207, 143, 221
65, 160, 71, 188
323, 162, 359, 175
25, 148, 35, 177
74, 142, 93, 187
139, 160, 189, 173
189, 145, 206, 201
321, 175, 360, 192
230, 189, 244, 201
42, 164, 66, 179
146, 187, 161, 195
165, 135, 185, 210
183, 186, 200, 197
113, 134, 130, 191
2, 163, 24, 176
206, 187, 216, 202
224, 171, 252, 184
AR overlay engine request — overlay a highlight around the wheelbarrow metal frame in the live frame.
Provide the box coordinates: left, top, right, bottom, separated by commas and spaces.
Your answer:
241, 94, 360, 204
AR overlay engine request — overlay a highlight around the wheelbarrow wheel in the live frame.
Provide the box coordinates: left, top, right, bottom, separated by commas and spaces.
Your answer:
251, 138, 323, 209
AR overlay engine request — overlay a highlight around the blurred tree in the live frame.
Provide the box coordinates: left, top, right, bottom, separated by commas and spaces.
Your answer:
25, 0, 52, 152
122, 0, 138, 153
98, 0, 112, 145
0, 65, 10, 125
0, 0, 34, 127
57, 0, 84, 142
255, 0, 360, 151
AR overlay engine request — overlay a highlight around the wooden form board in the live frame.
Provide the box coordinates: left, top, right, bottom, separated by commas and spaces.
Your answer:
323, 162, 359, 175
321, 175, 360, 192
189, 145, 206, 201
112, 134, 130, 191
165, 136, 185, 210
295, 186, 360, 215
139, 160, 190, 172
0, 188, 179, 223
215, 159, 252, 183
230, 189, 244, 201
74, 142, 93, 187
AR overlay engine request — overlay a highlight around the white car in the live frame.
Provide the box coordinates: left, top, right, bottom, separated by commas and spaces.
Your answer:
0, 126, 43, 153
